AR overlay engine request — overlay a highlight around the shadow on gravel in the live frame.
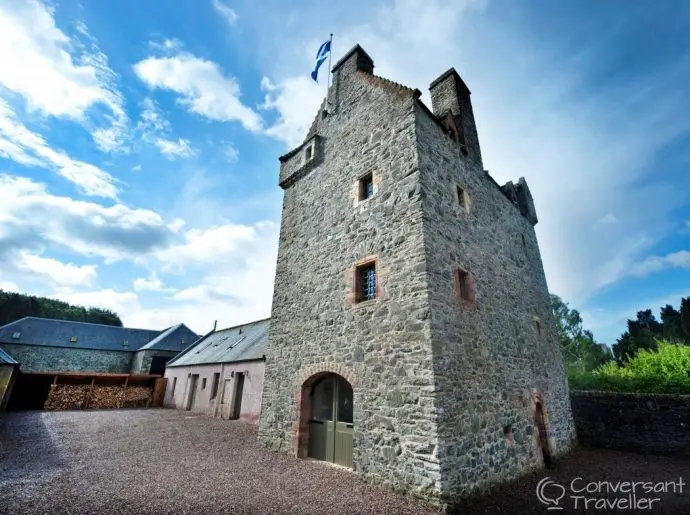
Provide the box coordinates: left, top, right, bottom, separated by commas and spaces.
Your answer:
446, 445, 689, 514
0, 411, 66, 485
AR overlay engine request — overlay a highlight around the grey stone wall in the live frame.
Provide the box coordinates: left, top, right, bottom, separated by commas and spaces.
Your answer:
414, 101, 576, 504
571, 391, 690, 456
130, 350, 177, 374
259, 49, 442, 500
259, 46, 575, 509
1, 344, 133, 374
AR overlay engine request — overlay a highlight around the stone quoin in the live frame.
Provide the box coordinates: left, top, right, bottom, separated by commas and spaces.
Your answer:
258, 44, 576, 510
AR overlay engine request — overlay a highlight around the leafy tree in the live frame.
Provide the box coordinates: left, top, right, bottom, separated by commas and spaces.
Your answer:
0, 289, 123, 327
612, 298, 690, 363
569, 341, 690, 394
550, 294, 612, 372
660, 304, 684, 343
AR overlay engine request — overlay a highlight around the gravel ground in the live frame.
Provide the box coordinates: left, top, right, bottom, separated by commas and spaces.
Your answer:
1, 410, 688, 515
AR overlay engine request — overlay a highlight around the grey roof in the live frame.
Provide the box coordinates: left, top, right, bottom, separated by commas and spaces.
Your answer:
0, 317, 196, 352
167, 318, 269, 367
137, 324, 200, 352
0, 346, 18, 365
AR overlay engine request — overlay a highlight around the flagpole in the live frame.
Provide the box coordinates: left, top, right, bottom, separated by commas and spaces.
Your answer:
326, 33, 333, 107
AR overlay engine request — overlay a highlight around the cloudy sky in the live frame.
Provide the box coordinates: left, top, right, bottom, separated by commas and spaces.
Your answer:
0, 0, 688, 344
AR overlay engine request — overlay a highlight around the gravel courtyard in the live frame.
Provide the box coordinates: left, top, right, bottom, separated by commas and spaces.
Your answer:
1, 409, 688, 515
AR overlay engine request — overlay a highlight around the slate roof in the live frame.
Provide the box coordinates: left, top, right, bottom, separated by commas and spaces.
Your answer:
0, 346, 18, 365
167, 318, 269, 367
137, 323, 200, 352
0, 317, 197, 353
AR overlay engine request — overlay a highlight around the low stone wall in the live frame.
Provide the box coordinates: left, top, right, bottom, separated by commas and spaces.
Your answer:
570, 390, 690, 456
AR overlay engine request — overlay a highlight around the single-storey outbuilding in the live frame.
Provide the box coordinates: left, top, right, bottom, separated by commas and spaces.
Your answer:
0, 317, 199, 375
0, 347, 19, 411
164, 318, 268, 424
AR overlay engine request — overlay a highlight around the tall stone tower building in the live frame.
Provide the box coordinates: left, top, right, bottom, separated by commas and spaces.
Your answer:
258, 45, 576, 508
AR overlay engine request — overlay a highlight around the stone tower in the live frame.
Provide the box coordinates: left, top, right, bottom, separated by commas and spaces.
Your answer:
258, 45, 576, 509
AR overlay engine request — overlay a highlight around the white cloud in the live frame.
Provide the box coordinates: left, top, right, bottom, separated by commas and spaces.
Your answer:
0, 281, 19, 292
260, 76, 322, 147
0, 174, 173, 263
257, 0, 690, 307
137, 97, 170, 134
223, 141, 239, 163
132, 164, 142, 172
124, 220, 279, 332
14, 251, 97, 287
629, 250, 690, 277
211, 0, 238, 25
154, 138, 196, 159
156, 221, 277, 271
133, 52, 263, 131
172, 284, 242, 304
133, 276, 173, 293
0, 99, 120, 198
51, 288, 141, 319
0, 0, 128, 151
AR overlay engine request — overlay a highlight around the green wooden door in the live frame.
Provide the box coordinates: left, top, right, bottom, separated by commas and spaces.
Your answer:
307, 374, 353, 468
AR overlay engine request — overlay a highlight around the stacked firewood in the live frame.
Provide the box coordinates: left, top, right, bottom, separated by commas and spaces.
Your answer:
44, 385, 87, 410
122, 386, 153, 408
44, 384, 154, 410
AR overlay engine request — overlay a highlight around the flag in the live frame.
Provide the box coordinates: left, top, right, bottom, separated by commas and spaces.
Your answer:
310, 39, 331, 83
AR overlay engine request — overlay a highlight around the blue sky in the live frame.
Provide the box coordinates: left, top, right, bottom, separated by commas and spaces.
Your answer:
0, 0, 688, 345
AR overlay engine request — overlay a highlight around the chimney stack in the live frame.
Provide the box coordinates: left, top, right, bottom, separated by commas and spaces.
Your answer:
429, 68, 483, 167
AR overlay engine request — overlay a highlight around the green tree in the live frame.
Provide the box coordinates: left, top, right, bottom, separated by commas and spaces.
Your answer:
613, 309, 665, 364
0, 289, 123, 327
550, 294, 612, 372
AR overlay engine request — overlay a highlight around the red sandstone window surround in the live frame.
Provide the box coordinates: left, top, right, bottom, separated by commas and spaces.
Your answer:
352, 257, 379, 303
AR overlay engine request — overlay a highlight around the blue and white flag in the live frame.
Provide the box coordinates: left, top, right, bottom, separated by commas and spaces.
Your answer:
310, 39, 331, 83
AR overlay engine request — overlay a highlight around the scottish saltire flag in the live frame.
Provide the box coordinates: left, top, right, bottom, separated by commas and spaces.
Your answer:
310, 39, 331, 83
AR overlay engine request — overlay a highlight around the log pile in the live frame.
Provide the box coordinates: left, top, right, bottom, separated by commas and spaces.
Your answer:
122, 386, 153, 408
44, 383, 154, 410
44, 385, 88, 410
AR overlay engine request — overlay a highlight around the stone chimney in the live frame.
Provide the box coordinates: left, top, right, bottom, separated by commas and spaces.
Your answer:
429, 68, 483, 167
331, 44, 374, 77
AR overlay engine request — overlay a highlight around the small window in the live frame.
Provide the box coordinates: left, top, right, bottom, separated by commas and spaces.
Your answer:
358, 173, 374, 201
202, 378, 207, 389
69, 336, 78, 343
456, 185, 469, 211
534, 317, 542, 337
355, 261, 377, 302
304, 141, 315, 163
521, 233, 526, 248
11, 331, 21, 339
122, 340, 129, 348
454, 269, 475, 304
171, 377, 177, 396
210, 373, 220, 399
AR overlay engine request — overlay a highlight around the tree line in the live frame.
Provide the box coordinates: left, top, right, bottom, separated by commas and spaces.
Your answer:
0, 290, 122, 327
551, 293, 690, 371
612, 298, 690, 363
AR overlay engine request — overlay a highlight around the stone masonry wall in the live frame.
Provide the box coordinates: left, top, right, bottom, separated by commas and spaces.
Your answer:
260, 46, 576, 509
414, 102, 576, 503
1, 344, 133, 374
570, 391, 690, 456
259, 53, 443, 501
131, 350, 178, 374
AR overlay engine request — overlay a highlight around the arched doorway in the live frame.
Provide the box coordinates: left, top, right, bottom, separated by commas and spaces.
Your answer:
534, 402, 554, 468
306, 374, 353, 468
